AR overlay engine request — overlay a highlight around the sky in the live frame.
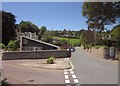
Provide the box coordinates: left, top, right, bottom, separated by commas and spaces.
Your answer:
2, 2, 118, 31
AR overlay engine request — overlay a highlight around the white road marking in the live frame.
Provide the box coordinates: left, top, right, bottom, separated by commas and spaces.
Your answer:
70, 71, 74, 74
69, 61, 75, 70
65, 75, 69, 79
64, 59, 80, 85
64, 71, 68, 74
72, 74, 77, 79
65, 79, 70, 83
74, 79, 79, 83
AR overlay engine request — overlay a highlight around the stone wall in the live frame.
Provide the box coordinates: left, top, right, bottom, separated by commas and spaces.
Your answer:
2, 50, 71, 60
87, 47, 109, 58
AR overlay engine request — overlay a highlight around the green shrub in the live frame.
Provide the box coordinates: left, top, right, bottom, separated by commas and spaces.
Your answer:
7, 40, 19, 51
46, 57, 55, 64
95, 46, 100, 49
0, 43, 6, 49
94, 45, 108, 49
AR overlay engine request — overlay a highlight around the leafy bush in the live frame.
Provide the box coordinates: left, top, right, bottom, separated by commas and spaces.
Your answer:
41, 30, 53, 43
46, 57, 55, 64
0, 43, 6, 49
95, 46, 100, 49
7, 40, 19, 51
94, 45, 108, 49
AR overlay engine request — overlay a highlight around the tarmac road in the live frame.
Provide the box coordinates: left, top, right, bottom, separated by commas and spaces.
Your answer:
71, 47, 118, 84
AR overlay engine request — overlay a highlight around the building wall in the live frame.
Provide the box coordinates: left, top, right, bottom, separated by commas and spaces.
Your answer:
2, 50, 71, 60
17, 32, 38, 40
22, 38, 58, 51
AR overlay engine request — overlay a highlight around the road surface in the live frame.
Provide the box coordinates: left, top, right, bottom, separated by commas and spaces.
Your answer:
71, 47, 118, 84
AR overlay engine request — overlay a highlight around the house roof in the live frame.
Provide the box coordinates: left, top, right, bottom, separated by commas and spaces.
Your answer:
21, 36, 60, 49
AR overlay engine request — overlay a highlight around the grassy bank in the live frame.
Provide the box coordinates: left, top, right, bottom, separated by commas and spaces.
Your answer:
52, 36, 80, 46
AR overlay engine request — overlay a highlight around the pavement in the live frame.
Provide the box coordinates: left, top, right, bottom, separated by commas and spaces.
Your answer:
71, 47, 118, 84
18, 60, 71, 70
2, 58, 80, 86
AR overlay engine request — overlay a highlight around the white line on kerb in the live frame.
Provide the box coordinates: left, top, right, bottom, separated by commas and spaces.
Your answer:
69, 69, 73, 71
65, 75, 69, 79
74, 79, 79, 83
72, 74, 77, 79
65, 79, 70, 83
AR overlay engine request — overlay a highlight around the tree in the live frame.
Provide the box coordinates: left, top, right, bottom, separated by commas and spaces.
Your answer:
38, 26, 47, 39
39, 26, 47, 35
111, 25, 120, 48
82, 2, 120, 30
2, 11, 16, 45
41, 30, 53, 43
18, 21, 39, 34
7, 40, 19, 51
75, 31, 80, 39
79, 30, 95, 45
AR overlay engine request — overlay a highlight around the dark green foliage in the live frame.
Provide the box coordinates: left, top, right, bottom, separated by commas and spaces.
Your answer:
18, 21, 39, 34
38, 26, 47, 40
2, 11, 16, 45
79, 30, 95, 45
61, 39, 68, 45
7, 40, 19, 51
111, 25, 120, 49
39, 26, 47, 36
41, 30, 53, 43
0, 43, 6, 49
82, 2, 120, 25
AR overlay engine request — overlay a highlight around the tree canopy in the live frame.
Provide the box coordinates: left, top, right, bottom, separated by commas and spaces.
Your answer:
111, 25, 120, 43
2, 11, 16, 45
18, 21, 39, 34
82, 2, 120, 30
41, 30, 53, 43
39, 26, 47, 35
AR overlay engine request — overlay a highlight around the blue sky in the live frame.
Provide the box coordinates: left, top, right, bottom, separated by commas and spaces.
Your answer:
2, 2, 88, 31
2, 2, 118, 31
